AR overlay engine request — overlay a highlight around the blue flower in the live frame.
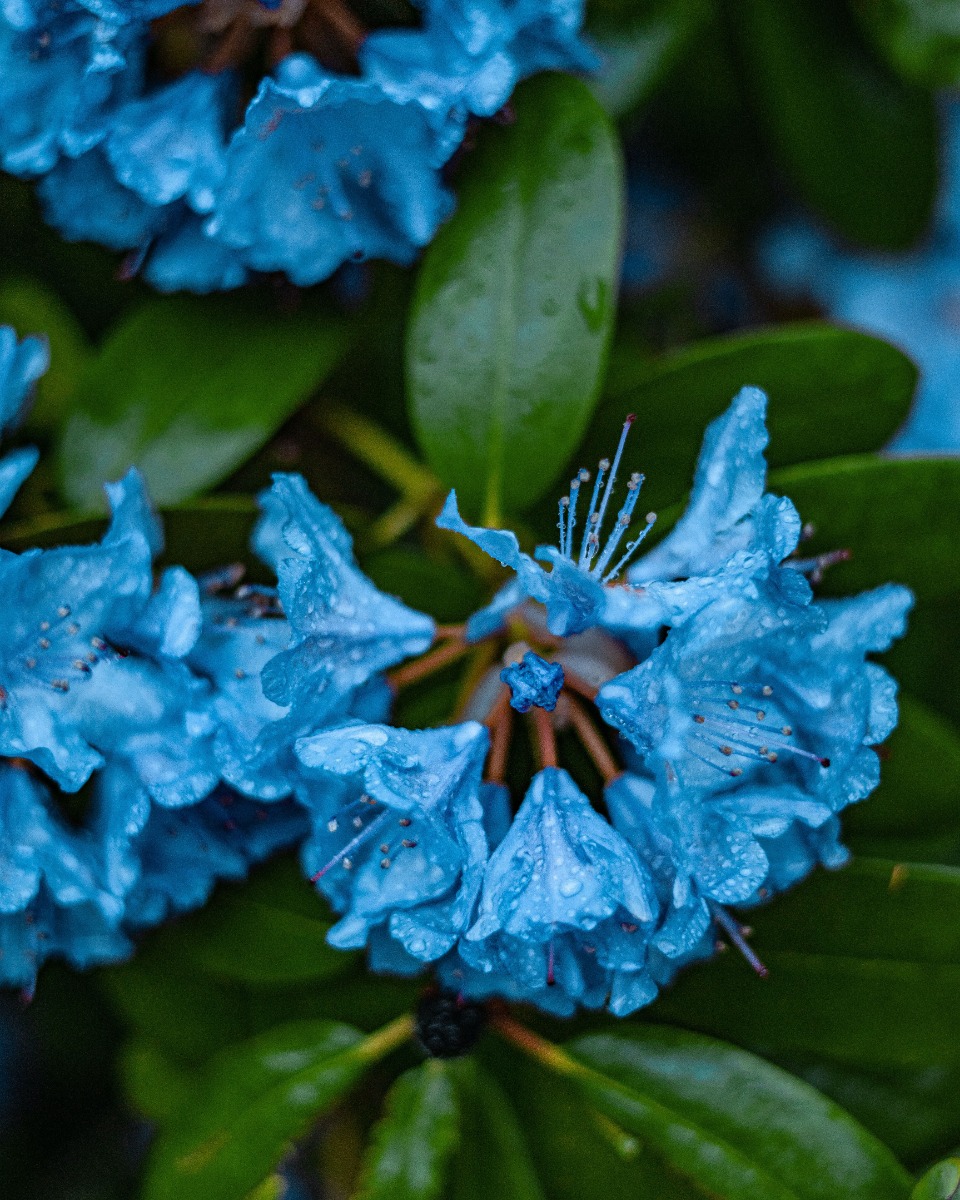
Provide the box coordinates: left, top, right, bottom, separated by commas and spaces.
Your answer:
0, 762, 127, 987
1, 0, 593, 290
91, 762, 307, 929
438, 389, 802, 642
0, 324, 47, 517
206, 55, 456, 287
295, 720, 490, 964
0, 470, 158, 790
255, 473, 435, 740
759, 99, 960, 452
501, 650, 564, 712
597, 584, 912, 957
460, 767, 659, 1015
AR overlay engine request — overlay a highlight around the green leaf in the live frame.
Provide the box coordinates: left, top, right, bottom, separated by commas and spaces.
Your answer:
735, 0, 937, 249
121, 1041, 196, 1124
0, 275, 91, 429
566, 1026, 911, 1199
408, 73, 623, 523
450, 1060, 546, 1200
912, 1159, 960, 1200
356, 1061, 459, 1200
654, 858, 960, 1071
588, 0, 707, 118
853, 0, 960, 88
845, 696, 960, 842
58, 295, 347, 511
768, 456, 960, 601
143, 1017, 410, 1200
363, 547, 485, 624
576, 324, 916, 514
166, 859, 355, 986
489, 1044, 704, 1200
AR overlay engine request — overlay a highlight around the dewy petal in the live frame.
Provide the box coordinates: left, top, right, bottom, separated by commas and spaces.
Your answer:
630, 387, 799, 584
105, 70, 231, 212
0, 324, 49, 433
468, 766, 656, 943
208, 56, 455, 287
296, 721, 489, 961
255, 473, 435, 721
0, 446, 39, 519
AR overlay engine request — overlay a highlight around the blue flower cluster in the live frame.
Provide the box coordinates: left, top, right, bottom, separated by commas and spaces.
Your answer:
0, 0, 594, 292
286, 387, 909, 1016
0, 325, 436, 987
760, 100, 960, 453
0, 324, 910, 1014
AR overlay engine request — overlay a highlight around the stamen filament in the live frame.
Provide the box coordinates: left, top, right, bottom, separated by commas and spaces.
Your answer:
591, 415, 635, 558
484, 687, 513, 784
564, 694, 621, 784
711, 903, 768, 978
530, 705, 558, 769
388, 638, 469, 689
311, 810, 390, 880
603, 513, 656, 582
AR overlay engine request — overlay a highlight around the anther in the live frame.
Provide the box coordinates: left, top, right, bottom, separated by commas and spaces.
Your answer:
762, 685, 773, 696
728, 700, 740, 710
380, 857, 391, 869
401, 839, 417, 849
399, 817, 412, 827
57, 606, 71, 618
720, 745, 733, 756
38, 638, 50, 650
781, 726, 792, 736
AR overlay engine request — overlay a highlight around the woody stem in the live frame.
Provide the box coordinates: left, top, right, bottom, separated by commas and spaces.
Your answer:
564, 694, 620, 784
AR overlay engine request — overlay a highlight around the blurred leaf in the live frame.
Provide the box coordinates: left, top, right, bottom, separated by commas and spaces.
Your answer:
885, 595, 960, 731
356, 1061, 459, 1200
408, 74, 623, 522
588, 0, 707, 117
165, 858, 355, 986
567, 1026, 911, 1198
245, 1178, 286, 1200
363, 547, 485, 623
852, 0, 960, 88
0, 276, 90, 429
121, 1042, 196, 1124
655, 858, 960, 1071
735, 0, 937, 249
768, 456, 960, 601
577, 323, 917, 513
143, 1019, 391, 1200
912, 1159, 960, 1199
451, 1060, 545, 1200
58, 295, 347, 511
845, 696, 960, 842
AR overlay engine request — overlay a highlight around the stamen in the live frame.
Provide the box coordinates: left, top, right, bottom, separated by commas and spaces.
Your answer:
388, 638, 470, 689
311, 810, 390, 881
603, 512, 656, 582
530, 705, 558, 769
711, 904, 768, 978
565, 470, 588, 559
578, 460, 608, 567
591, 416, 635, 555
564, 694, 621, 784
594, 472, 643, 577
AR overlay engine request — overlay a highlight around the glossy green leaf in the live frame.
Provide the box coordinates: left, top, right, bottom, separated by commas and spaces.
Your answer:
576, 324, 917, 513
655, 858, 960, 1071
853, 0, 960, 88
450, 1060, 546, 1200
912, 1159, 960, 1200
768, 456, 960, 601
489, 1044, 704, 1200
0, 275, 90, 429
408, 73, 623, 522
588, 0, 707, 117
567, 1026, 910, 1199
143, 1019, 397, 1200
735, 0, 937, 249
58, 295, 346, 511
845, 696, 960, 842
356, 1061, 459, 1200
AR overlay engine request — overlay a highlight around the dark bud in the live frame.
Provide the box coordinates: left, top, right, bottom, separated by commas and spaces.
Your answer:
415, 990, 487, 1059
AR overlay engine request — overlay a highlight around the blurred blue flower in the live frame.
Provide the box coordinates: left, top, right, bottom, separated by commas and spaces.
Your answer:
0, 324, 47, 517
295, 720, 490, 964
759, 100, 960, 452
0, 0, 593, 290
